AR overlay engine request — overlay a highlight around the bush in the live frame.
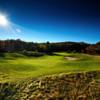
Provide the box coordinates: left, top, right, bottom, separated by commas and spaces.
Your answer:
22, 50, 44, 57
0, 53, 5, 57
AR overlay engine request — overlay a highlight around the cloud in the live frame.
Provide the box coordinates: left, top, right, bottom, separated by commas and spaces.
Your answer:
16, 28, 21, 33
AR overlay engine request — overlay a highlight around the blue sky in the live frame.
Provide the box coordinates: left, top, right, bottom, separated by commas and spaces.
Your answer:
0, 0, 100, 43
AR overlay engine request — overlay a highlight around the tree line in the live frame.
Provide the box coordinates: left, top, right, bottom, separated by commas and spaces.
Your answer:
0, 39, 100, 55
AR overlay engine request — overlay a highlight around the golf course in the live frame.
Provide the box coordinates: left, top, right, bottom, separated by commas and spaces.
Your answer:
0, 52, 100, 82
0, 52, 100, 99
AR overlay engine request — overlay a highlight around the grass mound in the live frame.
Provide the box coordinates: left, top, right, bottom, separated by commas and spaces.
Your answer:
0, 52, 100, 82
0, 71, 100, 100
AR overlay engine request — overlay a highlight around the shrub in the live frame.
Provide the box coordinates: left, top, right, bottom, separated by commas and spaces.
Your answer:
0, 53, 5, 57
22, 50, 44, 57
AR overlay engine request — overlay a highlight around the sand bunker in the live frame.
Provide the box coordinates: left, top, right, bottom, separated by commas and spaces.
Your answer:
64, 57, 77, 60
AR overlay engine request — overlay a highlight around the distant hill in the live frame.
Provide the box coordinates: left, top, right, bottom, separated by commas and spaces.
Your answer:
0, 39, 100, 55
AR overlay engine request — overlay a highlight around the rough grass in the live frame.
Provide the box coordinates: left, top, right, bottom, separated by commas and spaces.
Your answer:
0, 52, 100, 82
0, 71, 100, 100
0, 52, 100, 99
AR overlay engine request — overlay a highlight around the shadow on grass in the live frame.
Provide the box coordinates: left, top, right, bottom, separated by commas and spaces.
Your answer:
47, 53, 62, 56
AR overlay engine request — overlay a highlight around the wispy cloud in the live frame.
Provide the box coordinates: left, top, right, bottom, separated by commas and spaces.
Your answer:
16, 28, 21, 33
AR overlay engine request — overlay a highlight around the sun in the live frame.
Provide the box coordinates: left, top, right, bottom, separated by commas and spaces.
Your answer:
0, 14, 8, 26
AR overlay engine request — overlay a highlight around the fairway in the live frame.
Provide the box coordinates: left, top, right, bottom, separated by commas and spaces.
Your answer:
0, 52, 100, 82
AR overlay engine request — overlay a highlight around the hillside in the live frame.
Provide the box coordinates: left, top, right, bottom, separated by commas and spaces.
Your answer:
0, 52, 100, 82
0, 53, 100, 99
0, 71, 100, 100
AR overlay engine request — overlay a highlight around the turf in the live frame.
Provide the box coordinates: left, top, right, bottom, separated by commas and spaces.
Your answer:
0, 52, 100, 82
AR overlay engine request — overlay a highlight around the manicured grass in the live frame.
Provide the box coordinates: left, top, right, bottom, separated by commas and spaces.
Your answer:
0, 52, 100, 82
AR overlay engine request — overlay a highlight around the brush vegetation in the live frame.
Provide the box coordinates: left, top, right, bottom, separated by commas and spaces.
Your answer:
0, 71, 100, 100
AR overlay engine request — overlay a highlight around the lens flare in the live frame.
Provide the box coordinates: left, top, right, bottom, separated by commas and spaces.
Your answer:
0, 14, 8, 26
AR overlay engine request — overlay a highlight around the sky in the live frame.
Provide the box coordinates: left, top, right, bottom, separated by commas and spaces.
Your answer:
0, 0, 100, 43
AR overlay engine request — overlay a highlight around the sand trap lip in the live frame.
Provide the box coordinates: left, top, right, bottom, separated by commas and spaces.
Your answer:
64, 57, 77, 60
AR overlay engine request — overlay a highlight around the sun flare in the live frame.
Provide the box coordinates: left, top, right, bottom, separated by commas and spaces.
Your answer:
0, 14, 8, 26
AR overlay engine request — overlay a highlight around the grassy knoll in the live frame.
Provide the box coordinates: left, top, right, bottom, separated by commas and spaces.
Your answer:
0, 71, 100, 100
0, 52, 100, 82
